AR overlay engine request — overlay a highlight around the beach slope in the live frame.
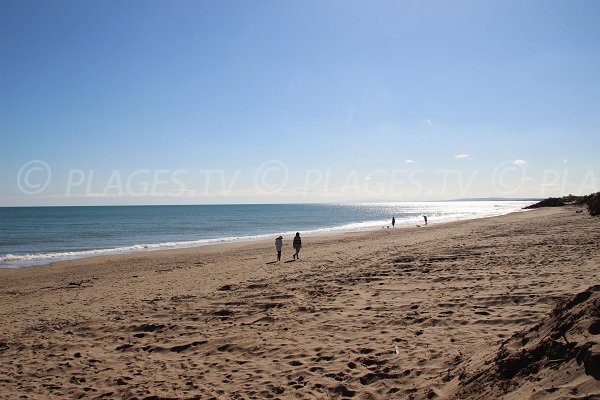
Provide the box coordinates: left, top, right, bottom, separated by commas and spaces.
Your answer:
0, 206, 599, 399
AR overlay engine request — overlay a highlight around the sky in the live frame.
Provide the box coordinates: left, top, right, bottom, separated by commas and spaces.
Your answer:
1, 0, 599, 205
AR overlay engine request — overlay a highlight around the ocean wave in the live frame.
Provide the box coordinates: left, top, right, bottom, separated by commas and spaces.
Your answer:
0, 204, 529, 268
0, 236, 249, 265
0, 217, 404, 267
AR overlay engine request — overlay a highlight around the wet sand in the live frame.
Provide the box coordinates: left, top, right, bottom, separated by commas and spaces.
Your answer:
1, 206, 599, 399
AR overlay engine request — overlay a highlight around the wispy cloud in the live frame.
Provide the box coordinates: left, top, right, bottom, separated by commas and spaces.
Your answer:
563, 159, 568, 164
404, 159, 415, 164
425, 119, 433, 127
513, 159, 527, 165
455, 154, 470, 159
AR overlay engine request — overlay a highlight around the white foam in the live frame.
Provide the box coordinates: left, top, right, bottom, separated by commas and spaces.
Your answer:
0, 201, 532, 268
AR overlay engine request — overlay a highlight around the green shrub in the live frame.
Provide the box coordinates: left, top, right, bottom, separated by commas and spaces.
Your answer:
523, 192, 600, 216
585, 192, 600, 216
524, 197, 565, 209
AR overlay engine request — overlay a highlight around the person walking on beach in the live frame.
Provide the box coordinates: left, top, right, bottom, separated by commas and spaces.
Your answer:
292, 232, 302, 260
423, 215, 428, 225
275, 236, 283, 262
392, 216, 396, 228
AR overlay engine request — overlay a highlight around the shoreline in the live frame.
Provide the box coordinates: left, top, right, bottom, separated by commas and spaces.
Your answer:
1, 205, 599, 398
0, 206, 530, 271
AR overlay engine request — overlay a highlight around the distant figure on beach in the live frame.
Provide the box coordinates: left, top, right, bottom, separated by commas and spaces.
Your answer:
293, 232, 302, 260
392, 217, 395, 228
423, 215, 428, 225
275, 236, 283, 262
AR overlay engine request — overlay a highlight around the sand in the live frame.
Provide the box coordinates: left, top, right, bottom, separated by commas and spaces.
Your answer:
0, 206, 599, 400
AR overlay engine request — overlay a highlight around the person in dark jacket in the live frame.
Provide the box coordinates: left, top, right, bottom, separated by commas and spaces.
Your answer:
275, 236, 283, 262
292, 232, 302, 260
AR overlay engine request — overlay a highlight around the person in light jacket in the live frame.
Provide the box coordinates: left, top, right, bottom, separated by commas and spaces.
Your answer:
275, 236, 283, 262
292, 232, 302, 260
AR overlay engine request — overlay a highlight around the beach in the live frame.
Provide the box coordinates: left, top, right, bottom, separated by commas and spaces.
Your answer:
1, 206, 599, 399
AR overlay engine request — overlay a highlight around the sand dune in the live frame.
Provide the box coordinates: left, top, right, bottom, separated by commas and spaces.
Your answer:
448, 285, 600, 399
0, 206, 599, 399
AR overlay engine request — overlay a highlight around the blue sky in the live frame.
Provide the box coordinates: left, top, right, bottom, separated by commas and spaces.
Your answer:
1, 0, 599, 205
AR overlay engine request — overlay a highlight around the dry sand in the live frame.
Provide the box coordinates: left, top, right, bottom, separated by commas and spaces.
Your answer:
0, 206, 599, 399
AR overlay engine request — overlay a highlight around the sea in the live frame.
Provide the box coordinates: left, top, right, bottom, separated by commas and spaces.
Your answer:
0, 201, 534, 268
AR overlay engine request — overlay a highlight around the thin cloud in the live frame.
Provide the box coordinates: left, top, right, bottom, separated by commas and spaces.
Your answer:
513, 159, 527, 165
404, 159, 415, 164
425, 119, 433, 127
563, 159, 568, 164
455, 154, 470, 159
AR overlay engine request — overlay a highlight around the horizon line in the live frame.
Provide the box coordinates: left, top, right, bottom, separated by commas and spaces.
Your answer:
0, 197, 545, 208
